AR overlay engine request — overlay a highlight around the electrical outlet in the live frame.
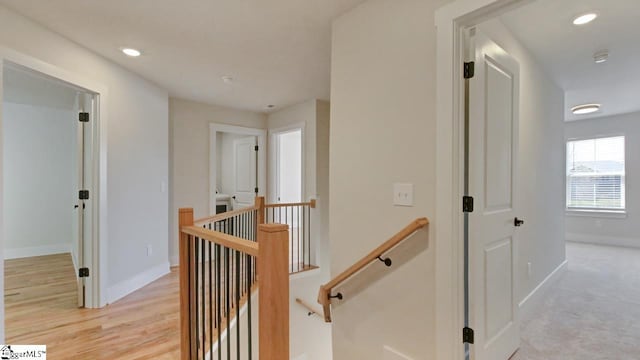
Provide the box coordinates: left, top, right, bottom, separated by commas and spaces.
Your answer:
147, 244, 153, 257
527, 262, 532, 278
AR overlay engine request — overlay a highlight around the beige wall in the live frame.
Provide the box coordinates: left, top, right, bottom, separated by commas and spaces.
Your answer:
169, 97, 267, 264
329, 0, 449, 358
479, 19, 566, 308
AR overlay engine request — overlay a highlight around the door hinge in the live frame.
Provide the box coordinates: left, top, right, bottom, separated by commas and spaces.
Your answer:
255, 145, 259, 151
464, 61, 475, 79
79, 190, 90, 200
463, 327, 475, 344
79, 267, 90, 278
463, 196, 474, 213
254, 187, 259, 194
79, 112, 90, 122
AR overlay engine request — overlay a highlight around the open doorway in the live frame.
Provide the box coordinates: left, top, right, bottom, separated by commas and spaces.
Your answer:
209, 124, 267, 213
273, 127, 303, 204
2, 63, 98, 340
436, 0, 640, 359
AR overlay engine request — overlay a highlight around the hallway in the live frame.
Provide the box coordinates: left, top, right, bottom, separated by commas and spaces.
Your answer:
512, 242, 640, 359
5, 254, 180, 359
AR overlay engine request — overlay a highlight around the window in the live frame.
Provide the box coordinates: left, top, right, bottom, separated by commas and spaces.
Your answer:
566, 136, 625, 211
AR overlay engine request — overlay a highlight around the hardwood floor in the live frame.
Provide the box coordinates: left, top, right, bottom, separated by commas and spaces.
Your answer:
5, 254, 180, 359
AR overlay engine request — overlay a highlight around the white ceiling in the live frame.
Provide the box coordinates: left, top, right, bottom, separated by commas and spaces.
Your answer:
0, 0, 367, 112
500, 0, 640, 121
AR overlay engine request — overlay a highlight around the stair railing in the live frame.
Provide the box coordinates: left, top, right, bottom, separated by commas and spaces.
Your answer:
264, 199, 317, 273
317, 217, 429, 322
179, 205, 290, 360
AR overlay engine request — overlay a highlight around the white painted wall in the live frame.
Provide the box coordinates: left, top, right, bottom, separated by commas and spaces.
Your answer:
2, 102, 76, 258
169, 97, 267, 265
0, 5, 170, 310
565, 111, 640, 248
329, 2, 564, 358
479, 18, 566, 310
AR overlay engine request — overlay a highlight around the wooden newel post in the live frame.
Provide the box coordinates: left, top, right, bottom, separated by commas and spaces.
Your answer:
258, 223, 289, 360
178, 208, 194, 360
255, 196, 265, 225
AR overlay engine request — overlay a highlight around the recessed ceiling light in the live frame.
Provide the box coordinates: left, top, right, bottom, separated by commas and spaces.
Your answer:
571, 103, 601, 115
593, 50, 609, 64
573, 13, 597, 25
221, 76, 234, 84
121, 48, 141, 57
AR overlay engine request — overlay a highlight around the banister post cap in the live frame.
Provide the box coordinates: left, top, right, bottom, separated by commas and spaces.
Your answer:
258, 223, 289, 233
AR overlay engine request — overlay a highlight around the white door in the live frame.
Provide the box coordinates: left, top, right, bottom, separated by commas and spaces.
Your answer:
73, 106, 84, 308
468, 31, 521, 360
233, 136, 258, 208
75, 93, 94, 308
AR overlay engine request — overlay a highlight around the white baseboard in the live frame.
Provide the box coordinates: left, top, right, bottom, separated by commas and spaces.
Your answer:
170, 255, 179, 267
518, 260, 568, 319
4, 243, 71, 259
107, 262, 170, 304
566, 232, 640, 249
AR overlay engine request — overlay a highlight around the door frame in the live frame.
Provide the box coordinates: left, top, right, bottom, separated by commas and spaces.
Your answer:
0, 47, 109, 310
268, 122, 306, 204
434, 0, 530, 359
209, 123, 267, 213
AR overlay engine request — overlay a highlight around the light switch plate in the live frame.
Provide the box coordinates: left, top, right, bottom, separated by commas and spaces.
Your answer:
393, 183, 414, 207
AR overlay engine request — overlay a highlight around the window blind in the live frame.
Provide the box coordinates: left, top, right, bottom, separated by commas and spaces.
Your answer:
566, 136, 625, 210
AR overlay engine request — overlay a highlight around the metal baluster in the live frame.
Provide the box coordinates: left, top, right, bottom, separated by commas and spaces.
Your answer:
292, 206, 295, 272
302, 206, 306, 269
297, 205, 301, 272
209, 241, 213, 357
194, 236, 200, 357
226, 247, 231, 360
246, 253, 252, 360
216, 244, 222, 360
235, 249, 241, 359
307, 205, 311, 267
201, 238, 206, 360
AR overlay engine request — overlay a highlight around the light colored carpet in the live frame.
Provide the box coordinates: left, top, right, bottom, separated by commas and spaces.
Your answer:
511, 242, 640, 360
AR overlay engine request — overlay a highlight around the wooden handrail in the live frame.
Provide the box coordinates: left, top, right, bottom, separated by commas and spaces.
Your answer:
317, 217, 429, 322
265, 199, 316, 209
296, 298, 322, 317
192, 197, 314, 226
194, 204, 258, 225
180, 225, 259, 257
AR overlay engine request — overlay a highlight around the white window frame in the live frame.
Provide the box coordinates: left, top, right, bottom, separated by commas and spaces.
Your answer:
565, 134, 626, 215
